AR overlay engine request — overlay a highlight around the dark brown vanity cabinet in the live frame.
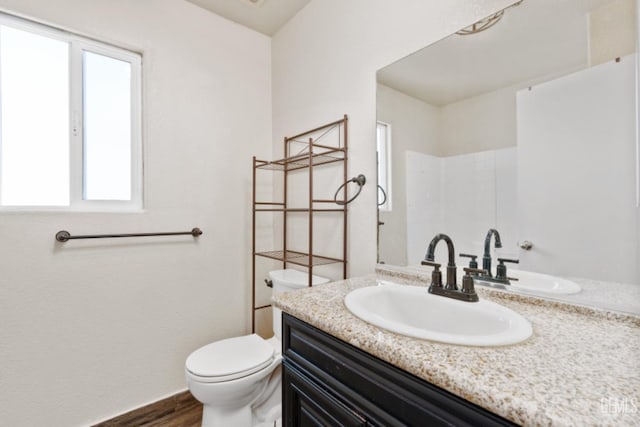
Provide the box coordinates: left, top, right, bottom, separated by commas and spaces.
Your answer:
282, 313, 518, 426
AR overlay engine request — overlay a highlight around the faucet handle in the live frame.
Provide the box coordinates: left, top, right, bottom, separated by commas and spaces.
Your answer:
459, 253, 478, 270
421, 260, 443, 288
496, 258, 519, 280
421, 260, 440, 268
461, 267, 486, 297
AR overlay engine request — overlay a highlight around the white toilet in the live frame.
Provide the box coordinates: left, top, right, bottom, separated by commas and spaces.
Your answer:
185, 269, 330, 427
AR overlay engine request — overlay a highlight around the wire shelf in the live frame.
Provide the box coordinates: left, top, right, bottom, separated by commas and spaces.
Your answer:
255, 250, 344, 267
256, 153, 344, 172
255, 207, 345, 212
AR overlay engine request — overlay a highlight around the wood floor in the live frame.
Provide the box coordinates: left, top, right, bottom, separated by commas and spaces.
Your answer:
93, 391, 202, 427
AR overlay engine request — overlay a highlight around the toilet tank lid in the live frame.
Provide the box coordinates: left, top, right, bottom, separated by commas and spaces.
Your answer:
186, 334, 274, 378
268, 269, 330, 288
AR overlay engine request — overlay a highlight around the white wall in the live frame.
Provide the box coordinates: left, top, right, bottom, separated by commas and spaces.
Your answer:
272, 0, 515, 277
0, 1, 271, 426
376, 84, 441, 265
517, 54, 638, 283
440, 85, 517, 156
405, 151, 443, 265
637, 0, 640, 282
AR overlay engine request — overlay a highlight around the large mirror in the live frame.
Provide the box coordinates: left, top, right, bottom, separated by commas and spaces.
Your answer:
376, 0, 639, 313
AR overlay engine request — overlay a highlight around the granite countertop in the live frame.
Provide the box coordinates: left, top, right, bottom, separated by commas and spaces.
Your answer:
272, 268, 640, 427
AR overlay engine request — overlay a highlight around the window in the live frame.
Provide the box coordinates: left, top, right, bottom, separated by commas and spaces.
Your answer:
0, 13, 142, 210
376, 121, 391, 211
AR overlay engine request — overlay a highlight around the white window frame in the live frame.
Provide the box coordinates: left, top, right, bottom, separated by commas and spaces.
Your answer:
0, 12, 142, 212
376, 121, 392, 212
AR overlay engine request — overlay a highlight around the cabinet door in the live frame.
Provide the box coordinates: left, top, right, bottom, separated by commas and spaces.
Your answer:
283, 361, 367, 427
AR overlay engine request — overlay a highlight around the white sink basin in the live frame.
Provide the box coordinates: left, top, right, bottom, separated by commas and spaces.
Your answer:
344, 281, 532, 347
474, 269, 581, 295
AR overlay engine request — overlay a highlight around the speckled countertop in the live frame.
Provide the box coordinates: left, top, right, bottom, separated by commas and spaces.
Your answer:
272, 267, 640, 427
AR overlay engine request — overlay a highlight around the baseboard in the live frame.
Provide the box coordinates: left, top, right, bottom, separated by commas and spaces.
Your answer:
92, 390, 201, 426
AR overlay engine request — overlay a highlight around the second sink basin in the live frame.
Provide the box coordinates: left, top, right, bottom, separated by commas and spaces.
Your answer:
473, 269, 581, 295
344, 281, 532, 347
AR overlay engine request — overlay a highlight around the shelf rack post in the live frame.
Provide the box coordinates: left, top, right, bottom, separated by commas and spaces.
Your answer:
308, 137, 314, 287
251, 156, 257, 332
283, 136, 289, 271
342, 114, 348, 279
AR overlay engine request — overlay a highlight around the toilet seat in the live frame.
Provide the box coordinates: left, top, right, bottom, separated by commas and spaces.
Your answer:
186, 334, 275, 383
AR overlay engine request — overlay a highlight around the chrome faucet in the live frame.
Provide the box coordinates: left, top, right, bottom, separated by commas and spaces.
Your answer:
422, 233, 482, 302
482, 228, 502, 277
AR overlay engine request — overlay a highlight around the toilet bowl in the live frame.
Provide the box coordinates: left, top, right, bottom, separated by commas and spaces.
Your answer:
185, 269, 329, 427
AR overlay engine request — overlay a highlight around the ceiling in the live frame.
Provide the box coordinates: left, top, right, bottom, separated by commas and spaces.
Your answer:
186, 0, 311, 36
377, 0, 615, 106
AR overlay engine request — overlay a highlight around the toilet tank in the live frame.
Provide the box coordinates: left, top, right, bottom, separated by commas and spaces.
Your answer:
269, 269, 329, 340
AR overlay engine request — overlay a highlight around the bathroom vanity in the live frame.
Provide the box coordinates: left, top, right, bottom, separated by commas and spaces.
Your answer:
273, 271, 640, 426
282, 313, 515, 426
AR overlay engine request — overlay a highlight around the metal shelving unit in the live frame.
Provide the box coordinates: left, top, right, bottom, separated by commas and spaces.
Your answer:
251, 115, 348, 332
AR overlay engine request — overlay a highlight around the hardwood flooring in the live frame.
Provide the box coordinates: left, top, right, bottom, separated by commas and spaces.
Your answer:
92, 391, 202, 427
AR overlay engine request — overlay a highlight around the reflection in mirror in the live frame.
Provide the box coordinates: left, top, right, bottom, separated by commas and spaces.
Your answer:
376, 0, 639, 313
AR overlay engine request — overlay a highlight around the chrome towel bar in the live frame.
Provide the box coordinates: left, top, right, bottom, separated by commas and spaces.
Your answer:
55, 228, 203, 242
